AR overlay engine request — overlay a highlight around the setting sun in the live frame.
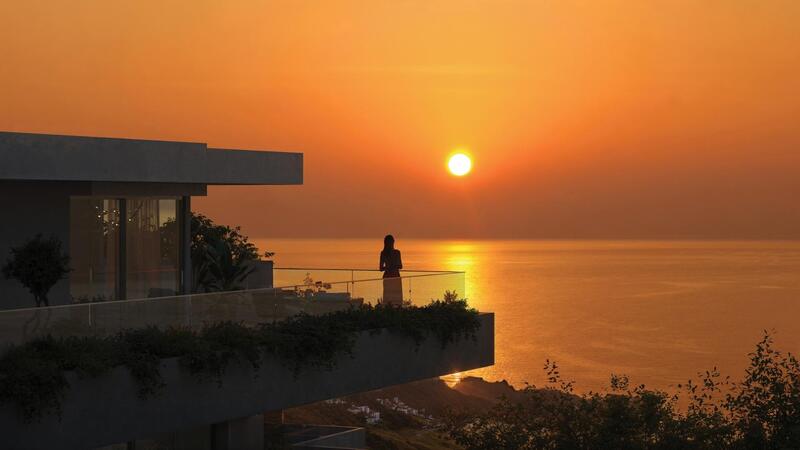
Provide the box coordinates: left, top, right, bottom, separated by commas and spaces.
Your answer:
448, 153, 472, 177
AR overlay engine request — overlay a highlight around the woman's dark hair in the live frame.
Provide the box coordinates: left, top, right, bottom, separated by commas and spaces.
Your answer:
383, 234, 395, 250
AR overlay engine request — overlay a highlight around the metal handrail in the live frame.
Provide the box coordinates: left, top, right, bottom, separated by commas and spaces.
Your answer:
0, 270, 465, 315
275, 272, 464, 287
0, 270, 467, 346
274, 267, 463, 274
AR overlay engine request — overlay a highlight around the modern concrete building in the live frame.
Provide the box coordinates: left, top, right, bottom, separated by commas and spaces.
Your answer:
0, 131, 302, 309
0, 131, 494, 450
0, 313, 494, 449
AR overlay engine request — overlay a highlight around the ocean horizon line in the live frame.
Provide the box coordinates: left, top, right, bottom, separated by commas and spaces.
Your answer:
253, 236, 800, 242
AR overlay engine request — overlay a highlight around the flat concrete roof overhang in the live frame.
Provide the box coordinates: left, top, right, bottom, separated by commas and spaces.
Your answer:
0, 131, 303, 186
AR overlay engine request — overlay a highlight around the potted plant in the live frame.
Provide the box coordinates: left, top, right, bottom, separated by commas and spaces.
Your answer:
2, 234, 70, 307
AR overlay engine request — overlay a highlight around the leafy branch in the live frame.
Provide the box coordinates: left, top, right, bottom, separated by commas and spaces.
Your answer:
0, 296, 480, 423
446, 330, 800, 450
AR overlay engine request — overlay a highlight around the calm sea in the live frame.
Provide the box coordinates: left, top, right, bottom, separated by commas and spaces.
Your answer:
252, 239, 800, 392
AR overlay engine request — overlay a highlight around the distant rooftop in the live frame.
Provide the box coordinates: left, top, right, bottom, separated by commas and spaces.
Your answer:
0, 131, 303, 185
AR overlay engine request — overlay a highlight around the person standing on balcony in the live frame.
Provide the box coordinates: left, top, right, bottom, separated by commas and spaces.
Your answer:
380, 234, 403, 306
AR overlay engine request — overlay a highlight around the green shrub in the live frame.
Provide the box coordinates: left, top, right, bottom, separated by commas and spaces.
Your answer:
190, 212, 269, 292
2, 234, 70, 307
446, 332, 800, 450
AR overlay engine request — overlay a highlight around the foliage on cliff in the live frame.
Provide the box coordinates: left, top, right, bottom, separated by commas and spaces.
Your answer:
446, 332, 800, 450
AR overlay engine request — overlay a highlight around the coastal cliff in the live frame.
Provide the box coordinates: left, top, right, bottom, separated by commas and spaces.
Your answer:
280, 376, 516, 449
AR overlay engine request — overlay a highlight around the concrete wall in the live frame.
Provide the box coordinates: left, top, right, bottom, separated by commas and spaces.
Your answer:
0, 131, 303, 185
243, 260, 274, 289
0, 182, 72, 308
206, 148, 303, 185
212, 415, 264, 450
0, 181, 200, 309
0, 132, 206, 183
0, 314, 494, 450
88, 182, 207, 197
0, 130, 302, 306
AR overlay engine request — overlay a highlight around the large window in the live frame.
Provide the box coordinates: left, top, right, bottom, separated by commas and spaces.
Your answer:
69, 198, 120, 302
126, 198, 181, 299
70, 197, 182, 302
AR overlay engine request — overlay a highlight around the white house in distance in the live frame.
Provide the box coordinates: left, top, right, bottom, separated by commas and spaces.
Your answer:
0, 131, 302, 309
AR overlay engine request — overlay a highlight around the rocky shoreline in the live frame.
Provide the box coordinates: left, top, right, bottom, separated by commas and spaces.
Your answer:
281, 376, 516, 449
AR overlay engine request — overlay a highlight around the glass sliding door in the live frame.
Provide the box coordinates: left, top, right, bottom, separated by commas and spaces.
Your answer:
69, 198, 121, 302
126, 198, 181, 299
70, 197, 183, 302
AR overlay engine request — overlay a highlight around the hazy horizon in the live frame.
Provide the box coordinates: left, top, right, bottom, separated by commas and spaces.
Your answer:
249, 235, 800, 241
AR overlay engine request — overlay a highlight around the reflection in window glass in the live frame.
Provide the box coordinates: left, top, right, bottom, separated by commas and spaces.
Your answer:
126, 198, 180, 299
69, 198, 120, 303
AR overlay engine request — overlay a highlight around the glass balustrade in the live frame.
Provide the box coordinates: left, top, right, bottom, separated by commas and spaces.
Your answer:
0, 270, 466, 347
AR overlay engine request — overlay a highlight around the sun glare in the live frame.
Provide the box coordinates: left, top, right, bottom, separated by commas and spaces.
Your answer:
448, 153, 472, 176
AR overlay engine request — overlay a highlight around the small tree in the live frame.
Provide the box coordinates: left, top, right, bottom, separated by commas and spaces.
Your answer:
202, 239, 255, 292
190, 213, 271, 292
2, 234, 70, 307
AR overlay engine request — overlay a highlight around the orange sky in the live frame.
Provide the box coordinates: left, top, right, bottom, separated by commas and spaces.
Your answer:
1, 1, 798, 238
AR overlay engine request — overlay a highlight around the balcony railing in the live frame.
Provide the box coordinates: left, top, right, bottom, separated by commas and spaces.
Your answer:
0, 269, 465, 347
272, 267, 464, 304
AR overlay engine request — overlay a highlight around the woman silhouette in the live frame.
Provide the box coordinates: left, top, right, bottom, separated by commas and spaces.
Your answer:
379, 234, 403, 306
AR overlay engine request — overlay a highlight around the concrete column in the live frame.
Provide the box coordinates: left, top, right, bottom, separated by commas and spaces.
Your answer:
211, 415, 264, 450
263, 409, 283, 425
243, 260, 274, 290
118, 198, 127, 300
181, 195, 192, 294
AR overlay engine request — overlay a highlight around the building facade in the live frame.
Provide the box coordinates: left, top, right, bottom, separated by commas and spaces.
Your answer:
0, 131, 302, 309
0, 131, 493, 450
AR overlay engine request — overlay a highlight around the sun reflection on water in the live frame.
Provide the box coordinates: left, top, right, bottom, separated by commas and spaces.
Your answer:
437, 241, 477, 301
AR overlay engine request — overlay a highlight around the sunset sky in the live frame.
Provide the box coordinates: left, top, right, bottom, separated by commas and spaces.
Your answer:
1, 1, 798, 238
